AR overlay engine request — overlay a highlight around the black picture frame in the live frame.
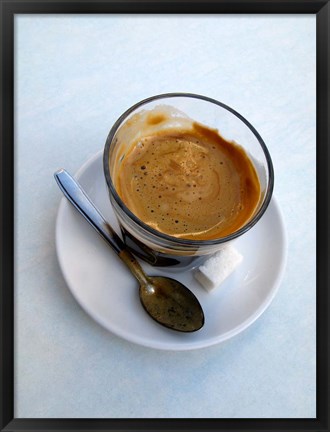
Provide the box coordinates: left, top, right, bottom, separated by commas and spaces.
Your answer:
1, 1, 328, 431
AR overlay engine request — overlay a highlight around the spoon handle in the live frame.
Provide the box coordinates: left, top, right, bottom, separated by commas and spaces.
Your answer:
54, 168, 125, 255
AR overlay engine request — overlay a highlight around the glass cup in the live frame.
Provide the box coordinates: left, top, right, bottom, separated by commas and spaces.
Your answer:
103, 93, 274, 269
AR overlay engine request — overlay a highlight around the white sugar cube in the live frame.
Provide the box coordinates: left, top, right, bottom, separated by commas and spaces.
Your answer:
194, 245, 243, 292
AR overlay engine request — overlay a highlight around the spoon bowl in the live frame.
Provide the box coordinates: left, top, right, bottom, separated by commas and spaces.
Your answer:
54, 169, 205, 333
140, 276, 205, 332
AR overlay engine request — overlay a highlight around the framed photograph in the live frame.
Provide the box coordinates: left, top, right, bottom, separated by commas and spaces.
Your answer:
1, 1, 328, 431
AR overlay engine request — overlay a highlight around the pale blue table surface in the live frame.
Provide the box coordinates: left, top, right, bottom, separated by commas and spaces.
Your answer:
14, 14, 316, 418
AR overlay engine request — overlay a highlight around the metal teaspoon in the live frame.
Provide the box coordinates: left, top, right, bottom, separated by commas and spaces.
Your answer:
54, 169, 204, 332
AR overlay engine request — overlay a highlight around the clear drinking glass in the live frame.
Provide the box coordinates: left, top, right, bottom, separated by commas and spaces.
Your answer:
103, 93, 274, 269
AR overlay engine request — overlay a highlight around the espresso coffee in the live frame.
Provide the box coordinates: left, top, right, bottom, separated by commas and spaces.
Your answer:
114, 120, 261, 241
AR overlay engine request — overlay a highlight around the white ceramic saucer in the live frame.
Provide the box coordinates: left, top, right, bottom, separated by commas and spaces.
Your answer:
55, 150, 287, 351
